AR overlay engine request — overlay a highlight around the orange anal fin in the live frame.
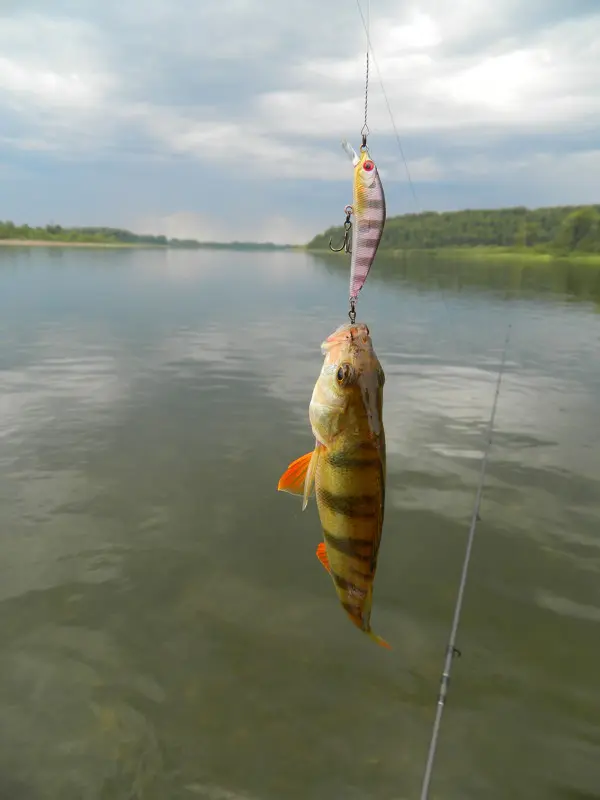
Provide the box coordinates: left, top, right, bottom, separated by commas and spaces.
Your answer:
277, 451, 314, 497
316, 542, 331, 574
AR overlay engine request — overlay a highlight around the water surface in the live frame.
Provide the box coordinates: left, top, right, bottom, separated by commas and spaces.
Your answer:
0, 246, 599, 799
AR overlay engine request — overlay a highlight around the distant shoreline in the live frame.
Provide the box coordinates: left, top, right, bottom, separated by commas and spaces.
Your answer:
305, 245, 600, 266
0, 239, 294, 251
4, 239, 599, 265
0, 239, 162, 249
306, 204, 600, 264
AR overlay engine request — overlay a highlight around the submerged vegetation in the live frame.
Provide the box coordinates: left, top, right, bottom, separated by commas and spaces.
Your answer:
0, 221, 291, 250
307, 205, 600, 261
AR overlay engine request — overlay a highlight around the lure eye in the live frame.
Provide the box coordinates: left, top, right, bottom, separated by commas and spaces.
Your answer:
336, 363, 354, 386
363, 160, 374, 172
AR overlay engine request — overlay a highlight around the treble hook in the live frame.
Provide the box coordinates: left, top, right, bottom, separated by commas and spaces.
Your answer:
328, 206, 353, 253
328, 229, 350, 253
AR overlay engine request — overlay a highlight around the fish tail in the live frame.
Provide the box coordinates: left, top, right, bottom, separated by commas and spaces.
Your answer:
362, 585, 390, 649
366, 629, 391, 650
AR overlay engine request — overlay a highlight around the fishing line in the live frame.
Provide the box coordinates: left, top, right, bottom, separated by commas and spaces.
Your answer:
362, 0, 370, 141
352, 0, 490, 355
418, 322, 512, 800
354, 0, 421, 212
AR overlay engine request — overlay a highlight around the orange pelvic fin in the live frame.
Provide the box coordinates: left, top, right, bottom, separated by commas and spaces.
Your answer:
315, 542, 331, 574
277, 442, 321, 510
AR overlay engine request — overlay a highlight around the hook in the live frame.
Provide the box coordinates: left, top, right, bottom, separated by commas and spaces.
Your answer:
328, 227, 350, 253
328, 206, 353, 253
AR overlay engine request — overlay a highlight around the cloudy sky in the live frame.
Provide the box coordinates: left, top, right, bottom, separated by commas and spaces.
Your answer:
1, 0, 599, 243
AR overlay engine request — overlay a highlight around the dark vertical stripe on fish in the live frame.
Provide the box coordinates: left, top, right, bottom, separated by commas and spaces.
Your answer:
323, 530, 372, 561
342, 601, 363, 622
325, 451, 376, 470
331, 570, 366, 598
317, 488, 378, 519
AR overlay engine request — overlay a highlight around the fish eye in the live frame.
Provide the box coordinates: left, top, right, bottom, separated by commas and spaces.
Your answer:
363, 160, 374, 172
336, 363, 354, 386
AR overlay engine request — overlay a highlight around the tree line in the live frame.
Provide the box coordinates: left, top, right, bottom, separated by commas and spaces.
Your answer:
307, 205, 600, 255
0, 221, 291, 250
0, 221, 173, 246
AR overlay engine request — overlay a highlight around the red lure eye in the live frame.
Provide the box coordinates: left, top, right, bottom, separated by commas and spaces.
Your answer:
363, 159, 374, 172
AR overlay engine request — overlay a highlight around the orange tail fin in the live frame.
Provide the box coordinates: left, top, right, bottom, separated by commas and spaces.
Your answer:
367, 630, 392, 650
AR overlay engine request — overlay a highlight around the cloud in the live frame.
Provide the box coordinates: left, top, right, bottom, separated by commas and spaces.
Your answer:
137, 211, 232, 244
135, 210, 315, 245
1, 1, 600, 240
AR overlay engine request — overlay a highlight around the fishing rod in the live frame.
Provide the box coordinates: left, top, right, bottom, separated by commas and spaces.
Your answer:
419, 323, 512, 800
347, 3, 515, 795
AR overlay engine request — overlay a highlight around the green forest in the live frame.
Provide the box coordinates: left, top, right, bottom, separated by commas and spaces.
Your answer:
307, 205, 600, 256
4, 206, 600, 257
0, 221, 290, 250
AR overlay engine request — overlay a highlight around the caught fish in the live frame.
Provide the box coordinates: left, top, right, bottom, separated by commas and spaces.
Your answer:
342, 139, 386, 302
278, 321, 389, 649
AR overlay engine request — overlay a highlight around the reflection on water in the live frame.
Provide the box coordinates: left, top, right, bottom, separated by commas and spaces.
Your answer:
317, 249, 600, 309
0, 246, 599, 799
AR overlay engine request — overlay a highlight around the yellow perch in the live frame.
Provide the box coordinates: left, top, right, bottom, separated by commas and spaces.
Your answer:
278, 321, 389, 649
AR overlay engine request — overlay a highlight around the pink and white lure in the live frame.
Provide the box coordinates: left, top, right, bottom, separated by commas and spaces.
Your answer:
342, 139, 386, 302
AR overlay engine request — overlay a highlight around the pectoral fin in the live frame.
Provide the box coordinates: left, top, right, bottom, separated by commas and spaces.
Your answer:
277, 441, 321, 510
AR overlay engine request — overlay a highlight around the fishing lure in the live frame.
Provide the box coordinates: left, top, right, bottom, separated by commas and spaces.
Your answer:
329, 139, 386, 315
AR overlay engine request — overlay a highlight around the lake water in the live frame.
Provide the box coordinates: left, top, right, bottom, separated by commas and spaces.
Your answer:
0, 246, 599, 800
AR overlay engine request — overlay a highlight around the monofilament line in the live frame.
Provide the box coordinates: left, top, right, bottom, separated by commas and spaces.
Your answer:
354, 0, 420, 211
419, 323, 512, 800
362, 0, 370, 136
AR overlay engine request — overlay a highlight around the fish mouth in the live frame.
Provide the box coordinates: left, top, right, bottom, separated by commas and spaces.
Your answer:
321, 322, 371, 354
